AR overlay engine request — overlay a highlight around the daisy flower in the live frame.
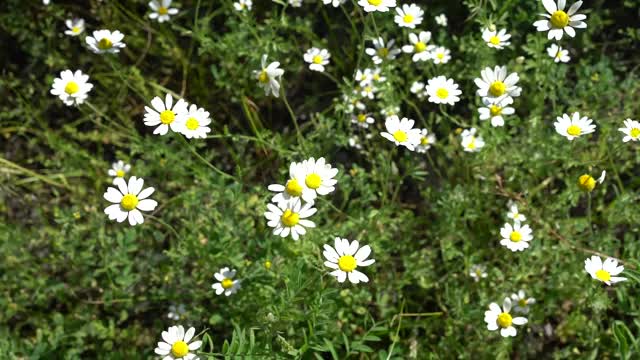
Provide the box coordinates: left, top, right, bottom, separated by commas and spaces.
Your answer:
364, 68, 386, 84
469, 264, 488, 282
410, 81, 426, 99
323, 0, 345, 7
211, 267, 241, 296
431, 47, 451, 64
499, 222, 533, 252
577, 170, 605, 192
343, 94, 366, 113
167, 304, 186, 321
358, 0, 396, 13
394, 4, 423, 29
176, 104, 211, 139
103, 177, 157, 226
289, 0, 302, 8
348, 136, 362, 150
425, 76, 462, 105
511, 290, 536, 314
285, 157, 339, 203
43, 0, 50, 4
254, 54, 285, 97
143, 93, 188, 136
619, 119, 640, 142
365, 37, 401, 64
360, 84, 378, 99
484, 298, 528, 337
304, 48, 330, 72
416, 128, 436, 153
533, 0, 587, 41
435, 14, 447, 26
85, 30, 126, 54
108, 160, 131, 183
554, 112, 596, 141
478, 96, 515, 127
233, 0, 252, 11
482, 28, 511, 49
64, 18, 85, 37
461, 128, 485, 152
352, 112, 375, 128
264, 198, 316, 240
154, 325, 202, 360
584, 255, 627, 286
149, 0, 178, 22
547, 44, 570, 63
50, 69, 93, 106
401, 31, 434, 62
380, 115, 422, 151
506, 204, 526, 224
267, 161, 304, 205
474, 66, 522, 99
323, 237, 375, 284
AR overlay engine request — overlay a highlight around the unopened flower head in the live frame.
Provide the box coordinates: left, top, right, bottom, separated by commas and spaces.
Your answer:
577, 170, 605, 192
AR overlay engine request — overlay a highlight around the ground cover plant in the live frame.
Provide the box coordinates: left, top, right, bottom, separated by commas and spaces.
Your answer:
1, 0, 640, 358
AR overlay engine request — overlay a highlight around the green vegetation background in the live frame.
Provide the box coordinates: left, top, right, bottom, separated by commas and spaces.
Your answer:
1, 0, 640, 358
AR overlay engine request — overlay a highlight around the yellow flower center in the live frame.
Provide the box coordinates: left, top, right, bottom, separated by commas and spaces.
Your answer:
467, 137, 476, 150
158, 6, 169, 15
414, 41, 427, 53
475, 269, 483, 277
221, 278, 234, 289
489, 35, 500, 45
357, 114, 367, 122
393, 130, 408, 143
368, 0, 382, 6
264, 260, 272, 270
550, 10, 569, 28
72, 26, 81, 33
305, 173, 322, 189
595, 269, 611, 282
420, 136, 429, 145
171, 341, 189, 358
185, 117, 199, 130
510, 231, 522, 242
518, 299, 527, 307
489, 81, 506, 97
285, 179, 303, 197
64, 81, 79, 95
338, 255, 357, 272
97, 37, 113, 50
377, 47, 389, 58
312, 55, 323, 64
373, 73, 381, 81
436, 52, 444, 59
160, 110, 176, 124
258, 70, 269, 83
120, 194, 139, 211
630, 128, 640, 138
364, 86, 373, 94
436, 88, 449, 99
578, 174, 596, 192
489, 105, 502, 116
496, 312, 513, 328
566, 125, 581, 136
115, 169, 125, 178
281, 209, 299, 227
403, 14, 414, 23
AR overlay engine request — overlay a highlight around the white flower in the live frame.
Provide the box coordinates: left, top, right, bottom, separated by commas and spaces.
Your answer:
143, 93, 189, 136
554, 112, 596, 141
410, 81, 427, 99
358, 0, 396, 13
167, 304, 186, 321
348, 136, 362, 150
363, 68, 386, 84
511, 290, 536, 314
233, 0, 252, 11
461, 128, 485, 152
431, 47, 451, 64
149, 0, 178, 22
264, 198, 316, 240
50, 69, 93, 106
469, 264, 487, 282
435, 14, 447, 26
270, 157, 338, 204
365, 37, 401, 64
416, 128, 436, 153
360, 84, 378, 99
380, 106, 400, 121
478, 96, 515, 127
85, 30, 126, 54
618, 118, 640, 142
425, 76, 462, 105
482, 28, 511, 49
352, 112, 375, 128
584, 255, 627, 286
401, 32, 434, 62
108, 160, 131, 183
394, 4, 423, 29
154, 325, 202, 360
322, 0, 345, 7
43, 0, 50, 5
304, 48, 330, 72
176, 104, 211, 139
499, 222, 533, 252
380, 115, 422, 151
547, 44, 570, 62
533, 0, 587, 41
64, 18, 85, 36
343, 93, 366, 113
474, 66, 522, 99
211, 267, 241, 296
323, 237, 375, 284
289, 0, 302, 7
484, 298, 528, 337
103, 177, 157, 226
254, 54, 285, 97
506, 204, 526, 224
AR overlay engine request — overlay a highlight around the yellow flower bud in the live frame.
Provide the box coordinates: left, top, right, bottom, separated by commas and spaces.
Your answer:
578, 174, 596, 192
264, 260, 272, 270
